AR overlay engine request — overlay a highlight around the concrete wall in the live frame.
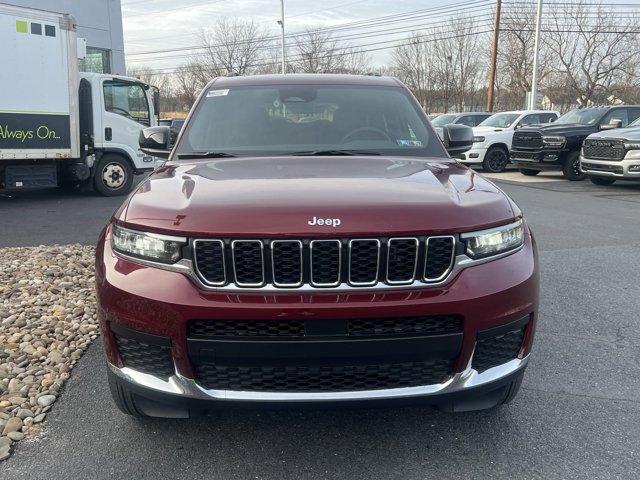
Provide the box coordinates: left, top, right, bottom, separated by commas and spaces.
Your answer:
7, 0, 125, 74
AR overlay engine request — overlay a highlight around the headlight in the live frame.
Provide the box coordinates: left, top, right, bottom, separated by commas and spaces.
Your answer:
473, 136, 485, 143
112, 224, 186, 264
624, 141, 640, 150
461, 219, 524, 259
542, 135, 565, 148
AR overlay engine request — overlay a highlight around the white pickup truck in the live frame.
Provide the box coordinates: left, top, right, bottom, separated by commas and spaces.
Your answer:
459, 110, 559, 172
0, 4, 160, 196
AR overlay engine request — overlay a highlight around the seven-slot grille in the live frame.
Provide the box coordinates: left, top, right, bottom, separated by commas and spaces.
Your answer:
582, 138, 626, 160
193, 236, 456, 289
512, 131, 543, 149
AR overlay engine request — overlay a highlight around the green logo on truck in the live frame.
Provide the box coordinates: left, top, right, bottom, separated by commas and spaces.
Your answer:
0, 113, 70, 149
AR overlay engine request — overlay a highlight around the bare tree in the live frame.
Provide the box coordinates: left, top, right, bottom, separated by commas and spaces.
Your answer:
289, 29, 370, 74
543, 1, 640, 104
199, 18, 273, 75
392, 34, 433, 109
173, 62, 210, 107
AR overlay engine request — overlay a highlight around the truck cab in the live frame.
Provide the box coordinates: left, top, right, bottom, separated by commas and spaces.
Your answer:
511, 106, 640, 180
78, 73, 160, 195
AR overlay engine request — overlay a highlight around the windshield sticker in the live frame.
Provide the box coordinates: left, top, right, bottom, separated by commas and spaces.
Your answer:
206, 89, 230, 97
397, 139, 423, 147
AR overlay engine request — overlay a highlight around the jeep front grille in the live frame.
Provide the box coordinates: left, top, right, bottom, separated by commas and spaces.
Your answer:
193, 235, 457, 290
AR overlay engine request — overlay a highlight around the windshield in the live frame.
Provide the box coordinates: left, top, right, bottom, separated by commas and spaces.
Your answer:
431, 114, 457, 126
176, 84, 444, 158
478, 113, 520, 128
555, 108, 605, 125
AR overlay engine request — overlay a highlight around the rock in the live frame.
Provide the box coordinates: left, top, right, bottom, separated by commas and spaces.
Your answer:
2, 416, 23, 435
0, 445, 11, 461
16, 408, 34, 420
37, 395, 56, 407
0, 436, 12, 448
6, 431, 24, 441
33, 413, 46, 423
7, 378, 23, 394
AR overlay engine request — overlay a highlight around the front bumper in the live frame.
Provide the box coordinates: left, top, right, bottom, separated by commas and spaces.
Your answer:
458, 146, 486, 164
510, 149, 564, 170
580, 156, 640, 178
96, 228, 538, 406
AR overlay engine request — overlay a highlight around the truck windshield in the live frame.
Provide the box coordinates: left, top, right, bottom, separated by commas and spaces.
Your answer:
478, 113, 520, 128
176, 84, 444, 158
431, 114, 457, 126
555, 108, 605, 125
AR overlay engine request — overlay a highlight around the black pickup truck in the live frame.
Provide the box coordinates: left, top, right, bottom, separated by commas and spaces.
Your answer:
510, 106, 640, 180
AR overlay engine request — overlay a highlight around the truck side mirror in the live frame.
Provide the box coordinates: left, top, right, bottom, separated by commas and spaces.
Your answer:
442, 124, 473, 156
600, 119, 623, 130
139, 126, 171, 159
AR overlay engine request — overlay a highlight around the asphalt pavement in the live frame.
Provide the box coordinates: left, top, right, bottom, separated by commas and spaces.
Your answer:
1, 173, 639, 479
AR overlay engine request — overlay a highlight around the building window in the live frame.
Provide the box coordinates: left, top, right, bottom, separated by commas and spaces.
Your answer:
79, 47, 112, 74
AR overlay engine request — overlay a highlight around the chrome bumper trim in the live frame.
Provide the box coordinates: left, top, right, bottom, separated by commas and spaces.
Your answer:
108, 355, 529, 402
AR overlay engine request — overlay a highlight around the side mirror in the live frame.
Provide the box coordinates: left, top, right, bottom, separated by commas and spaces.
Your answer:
442, 124, 473, 156
139, 126, 171, 159
600, 119, 623, 130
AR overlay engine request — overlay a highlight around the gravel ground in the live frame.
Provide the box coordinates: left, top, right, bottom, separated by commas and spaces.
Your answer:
0, 245, 97, 461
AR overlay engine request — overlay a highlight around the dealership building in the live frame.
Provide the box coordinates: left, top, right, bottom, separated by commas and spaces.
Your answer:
8, 0, 125, 74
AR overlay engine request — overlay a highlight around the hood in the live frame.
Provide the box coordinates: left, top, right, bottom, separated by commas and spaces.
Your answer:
517, 123, 596, 136
121, 156, 516, 237
587, 125, 640, 140
473, 126, 508, 135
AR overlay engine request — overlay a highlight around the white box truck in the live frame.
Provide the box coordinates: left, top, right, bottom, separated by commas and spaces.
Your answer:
0, 3, 160, 196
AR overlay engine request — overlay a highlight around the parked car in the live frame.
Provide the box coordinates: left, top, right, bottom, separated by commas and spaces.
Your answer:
169, 118, 185, 145
580, 117, 640, 185
510, 105, 640, 180
431, 112, 492, 139
97, 74, 538, 417
461, 110, 559, 173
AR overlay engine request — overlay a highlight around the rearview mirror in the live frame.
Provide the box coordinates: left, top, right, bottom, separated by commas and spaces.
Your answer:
442, 124, 473, 156
139, 126, 171, 159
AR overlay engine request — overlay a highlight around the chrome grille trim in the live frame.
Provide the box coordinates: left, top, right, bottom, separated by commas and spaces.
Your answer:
270, 240, 304, 288
348, 239, 381, 287
424, 235, 456, 282
231, 240, 265, 287
309, 239, 342, 287
386, 237, 419, 285
193, 239, 227, 287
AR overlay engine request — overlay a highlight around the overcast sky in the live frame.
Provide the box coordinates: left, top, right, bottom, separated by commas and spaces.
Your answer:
121, 0, 466, 71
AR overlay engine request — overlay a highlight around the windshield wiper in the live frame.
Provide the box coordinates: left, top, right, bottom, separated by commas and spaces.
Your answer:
289, 149, 381, 156
176, 152, 237, 159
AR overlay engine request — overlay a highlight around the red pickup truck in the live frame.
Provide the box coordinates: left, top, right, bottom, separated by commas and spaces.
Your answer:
95, 74, 538, 417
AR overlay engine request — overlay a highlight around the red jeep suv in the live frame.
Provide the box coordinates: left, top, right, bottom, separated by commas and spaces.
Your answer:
96, 74, 538, 417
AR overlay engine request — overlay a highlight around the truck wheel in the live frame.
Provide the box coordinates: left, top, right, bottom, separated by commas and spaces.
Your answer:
482, 146, 509, 173
519, 168, 541, 176
561, 152, 585, 181
589, 176, 616, 186
94, 154, 134, 196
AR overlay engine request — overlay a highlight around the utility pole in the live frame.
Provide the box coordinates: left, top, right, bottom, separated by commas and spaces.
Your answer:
529, 0, 543, 109
486, 0, 501, 112
277, 0, 286, 74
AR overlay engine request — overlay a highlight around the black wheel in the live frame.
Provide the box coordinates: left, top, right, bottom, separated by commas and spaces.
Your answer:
500, 370, 524, 405
519, 168, 541, 176
589, 176, 616, 186
107, 368, 147, 417
93, 154, 134, 196
561, 152, 585, 181
482, 146, 509, 173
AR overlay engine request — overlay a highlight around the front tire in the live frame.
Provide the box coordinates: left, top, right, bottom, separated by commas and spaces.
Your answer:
93, 154, 134, 196
482, 146, 509, 173
519, 168, 541, 176
108, 368, 147, 417
561, 152, 585, 181
589, 176, 616, 186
